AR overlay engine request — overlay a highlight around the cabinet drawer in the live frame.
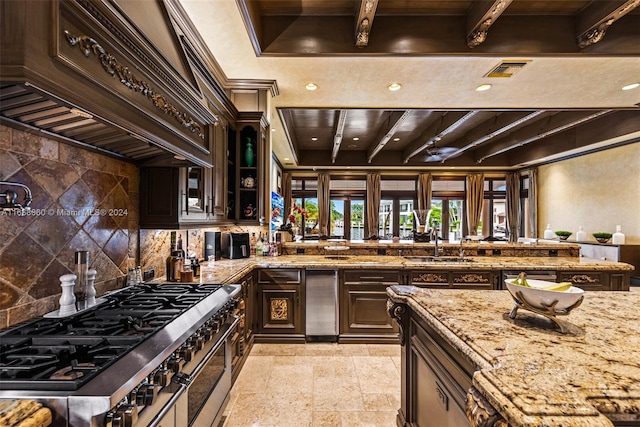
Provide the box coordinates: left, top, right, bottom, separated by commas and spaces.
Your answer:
451, 271, 493, 289
558, 271, 605, 291
409, 271, 449, 287
344, 270, 399, 284
258, 269, 302, 285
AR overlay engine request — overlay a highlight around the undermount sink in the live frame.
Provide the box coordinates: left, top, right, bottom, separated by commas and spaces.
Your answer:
404, 256, 474, 263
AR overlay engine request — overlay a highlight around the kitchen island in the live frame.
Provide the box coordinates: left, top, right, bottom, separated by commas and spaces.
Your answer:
387, 285, 640, 427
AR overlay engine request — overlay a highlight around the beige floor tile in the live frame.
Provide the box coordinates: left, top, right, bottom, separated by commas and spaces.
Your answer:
223, 344, 400, 427
312, 411, 343, 426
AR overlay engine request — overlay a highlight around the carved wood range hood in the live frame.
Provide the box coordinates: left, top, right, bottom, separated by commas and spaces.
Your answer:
0, 0, 225, 167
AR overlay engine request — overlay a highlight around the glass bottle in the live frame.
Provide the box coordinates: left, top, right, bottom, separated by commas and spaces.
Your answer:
256, 232, 263, 257
612, 225, 625, 245
543, 224, 555, 240
74, 251, 89, 309
166, 231, 177, 281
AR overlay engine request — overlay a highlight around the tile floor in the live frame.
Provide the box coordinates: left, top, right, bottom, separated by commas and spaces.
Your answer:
222, 343, 401, 427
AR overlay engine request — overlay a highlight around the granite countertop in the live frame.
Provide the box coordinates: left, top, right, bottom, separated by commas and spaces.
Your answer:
387, 285, 640, 426
190, 255, 633, 286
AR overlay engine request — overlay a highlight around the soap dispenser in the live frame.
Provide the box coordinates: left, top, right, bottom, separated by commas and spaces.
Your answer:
543, 224, 555, 240
612, 225, 625, 245
576, 226, 587, 242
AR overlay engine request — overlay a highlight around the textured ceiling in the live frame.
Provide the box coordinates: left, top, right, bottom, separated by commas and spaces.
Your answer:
180, 0, 640, 170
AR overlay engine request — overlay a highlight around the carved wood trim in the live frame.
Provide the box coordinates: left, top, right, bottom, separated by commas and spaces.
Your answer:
567, 274, 599, 284
466, 387, 509, 427
270, 298, 288, 321
64, 30, 205, 140
466, 0, 514, 48
454, 274, 489, 283
355, 0, 379, 48
413, 273, 448, 283
577, 0, 640, 48
386, 300, 406, 346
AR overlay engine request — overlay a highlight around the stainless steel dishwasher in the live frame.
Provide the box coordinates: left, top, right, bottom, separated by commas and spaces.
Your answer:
305, 269, 339, 340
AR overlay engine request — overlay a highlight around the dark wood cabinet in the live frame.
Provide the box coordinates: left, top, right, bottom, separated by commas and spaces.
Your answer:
226, 112, 268, 224
232, 271, 255, 383
256, 269, 304, 342
340, 270, 400, 343
139, 166, 213, 228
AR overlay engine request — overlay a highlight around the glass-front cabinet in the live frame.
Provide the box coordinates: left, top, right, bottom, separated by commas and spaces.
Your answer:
227, 112, 268, 224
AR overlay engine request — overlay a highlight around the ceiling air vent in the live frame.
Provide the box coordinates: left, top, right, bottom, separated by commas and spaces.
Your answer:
485, 60, 530, 78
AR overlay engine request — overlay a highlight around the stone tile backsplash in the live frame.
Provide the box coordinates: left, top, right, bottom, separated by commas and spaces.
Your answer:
0, 125, 139, 327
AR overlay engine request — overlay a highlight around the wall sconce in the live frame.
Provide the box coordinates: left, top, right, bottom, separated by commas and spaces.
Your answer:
1, 181, 33, 211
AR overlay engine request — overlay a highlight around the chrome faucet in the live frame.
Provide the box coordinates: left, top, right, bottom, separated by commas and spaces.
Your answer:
430, 225, 441, 257
459, 238, 465, 260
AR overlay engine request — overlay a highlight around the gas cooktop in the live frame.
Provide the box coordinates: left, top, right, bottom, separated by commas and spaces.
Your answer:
0, 283, 225, 391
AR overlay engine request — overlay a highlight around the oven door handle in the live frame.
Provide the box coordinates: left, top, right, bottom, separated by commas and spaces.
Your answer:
146, 380, 189, 427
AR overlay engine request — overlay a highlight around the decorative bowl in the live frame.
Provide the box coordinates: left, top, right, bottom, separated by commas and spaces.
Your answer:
555, 231, 572, 240
593, 233, 612, 244
505, 279, 584, 312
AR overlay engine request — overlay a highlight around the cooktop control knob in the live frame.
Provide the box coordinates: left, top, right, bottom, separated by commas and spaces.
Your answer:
167, 356, 185, 373
189, 334, 205, 351
179, 345, 195, 362
136, 383, 159, 406
201, 326, 214, 342
154, 368, 173, 387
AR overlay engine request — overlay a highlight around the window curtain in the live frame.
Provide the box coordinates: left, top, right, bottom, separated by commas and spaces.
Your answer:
528, 168, 537, 238
317, 172, 330, 239
282, 172, 292, 222
366, 172, 381, 239
465, 173, 484, 237
506, 172, 520, 243
417, 173, 432, 211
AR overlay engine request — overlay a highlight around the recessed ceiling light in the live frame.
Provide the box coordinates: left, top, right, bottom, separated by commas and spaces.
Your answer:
388, 83, 402, 91
311, 137, 318, 141
353, 137, 359, 141
393, 137, 400, 141
305, 82, 318, 91
284, 157, 290, 161
174, 154, 186, 161
271, 128, 276, 132
476, 84, 492, 92
622, 82, 639, 91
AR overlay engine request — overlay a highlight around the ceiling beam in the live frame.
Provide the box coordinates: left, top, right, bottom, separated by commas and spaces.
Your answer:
476, 110, 613, 163
466, 0, 514, 48
367, 110, 412, 163
402, 111, 479, 163
355, 0, 379, 48
439, 111, 548, 162
577, 0, 640, 48
331, 110, 348, 163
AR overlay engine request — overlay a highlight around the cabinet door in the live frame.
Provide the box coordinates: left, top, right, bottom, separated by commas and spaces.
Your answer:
413, 347, 470, 427
341, 283, 399, 335
243, 272, 255, 341
140, 167, 179, 229
259, 286, 302, 334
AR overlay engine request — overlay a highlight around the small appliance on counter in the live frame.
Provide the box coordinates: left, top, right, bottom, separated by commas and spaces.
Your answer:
221, 232, 250, 259
204, 231, 222, 260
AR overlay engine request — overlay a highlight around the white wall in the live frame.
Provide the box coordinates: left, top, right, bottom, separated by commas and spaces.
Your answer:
537, 142, 640, 244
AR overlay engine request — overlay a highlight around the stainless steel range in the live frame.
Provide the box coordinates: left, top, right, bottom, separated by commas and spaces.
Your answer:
0, 282, 241, 427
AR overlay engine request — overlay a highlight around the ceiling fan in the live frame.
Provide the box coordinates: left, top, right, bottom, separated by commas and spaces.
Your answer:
423, 142, 458, 162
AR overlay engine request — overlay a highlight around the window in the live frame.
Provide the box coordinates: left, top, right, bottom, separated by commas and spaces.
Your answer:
520, 174, 531, 238
292, 178, 319, 239
431, 178, 465, 241
330, 178, 365, 239
380, 179, 416, 240
482, 178, 506, 238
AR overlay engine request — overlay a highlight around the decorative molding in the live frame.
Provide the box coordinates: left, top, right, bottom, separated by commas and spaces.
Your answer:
270, 298, 288, 321
454, 274, 489, 283
64, 30, 204, 140
466, 0, 513, 48
567, 274, 599, 284
387, 300, 406, 346
355, 0, 379, 48
466, 387, 509, 427
577, 0, 640, 48
413, 273, 448, 283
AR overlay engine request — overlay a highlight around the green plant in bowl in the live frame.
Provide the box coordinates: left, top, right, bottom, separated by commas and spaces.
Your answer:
593, 232, 612, 243
555, 230, 572, 240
